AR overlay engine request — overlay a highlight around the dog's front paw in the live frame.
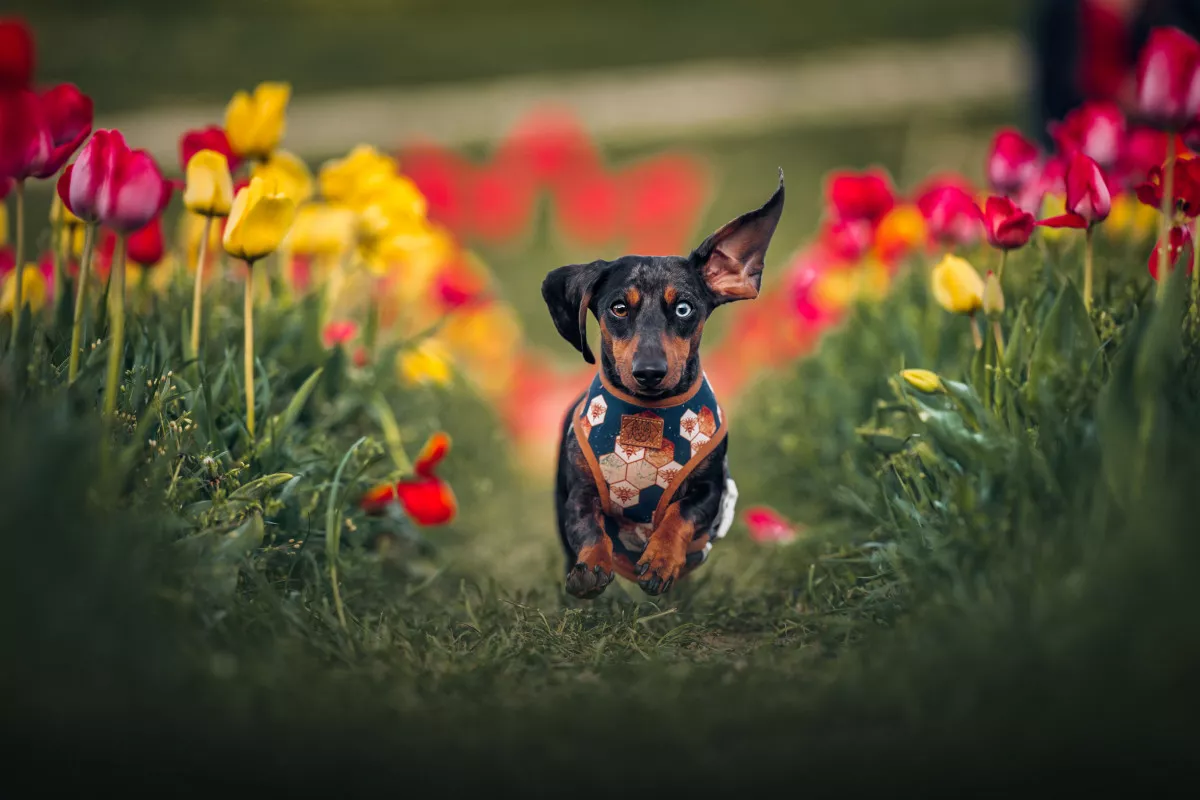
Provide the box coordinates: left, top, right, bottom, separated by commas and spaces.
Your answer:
636, 532, 688, 596
566, 539, 614, 599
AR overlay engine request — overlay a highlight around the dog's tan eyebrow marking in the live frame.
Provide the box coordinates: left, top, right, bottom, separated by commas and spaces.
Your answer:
663, 286, 677, 305
626, 288, 641, 306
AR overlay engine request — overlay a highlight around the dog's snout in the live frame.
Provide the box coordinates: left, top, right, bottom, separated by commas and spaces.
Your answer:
632, 361, 668, 388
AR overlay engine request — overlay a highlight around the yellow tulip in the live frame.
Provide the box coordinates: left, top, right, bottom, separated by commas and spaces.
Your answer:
184, 149, 235, 217
1, 264, 47, 315
397, 338, 454, 387
252, 150, 314, 205
931, 254, 985, 315
873, 204, 927, 263
49, 194, 83, 228
223, 177, 297, 264
319, 144, 396, 206
366, 174, 427, 219
288, 202, 357, 257
900, 369, 943, 393
1105, 193, 1158, 241
224, 81, 291, 160
181, 211, 224, 272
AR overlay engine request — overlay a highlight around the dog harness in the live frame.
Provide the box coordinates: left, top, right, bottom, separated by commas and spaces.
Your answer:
573, 371, 728, 555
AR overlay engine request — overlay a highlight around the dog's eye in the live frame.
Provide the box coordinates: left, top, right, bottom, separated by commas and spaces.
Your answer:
610, 301, 628, 318
674, 302, 693, 319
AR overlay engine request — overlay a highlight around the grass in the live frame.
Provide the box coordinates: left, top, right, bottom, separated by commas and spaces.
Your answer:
19, 0, 1028, 113
5, 209, 1200, 790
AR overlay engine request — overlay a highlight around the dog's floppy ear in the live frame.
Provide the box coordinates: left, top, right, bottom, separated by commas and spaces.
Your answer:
541, 259, 612, 364
691, 168, 785, 305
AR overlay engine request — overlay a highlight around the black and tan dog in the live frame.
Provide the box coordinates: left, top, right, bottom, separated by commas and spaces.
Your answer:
542, 171, 784, 598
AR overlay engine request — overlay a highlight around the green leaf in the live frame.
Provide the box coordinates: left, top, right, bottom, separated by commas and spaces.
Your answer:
261, 367, 323, 449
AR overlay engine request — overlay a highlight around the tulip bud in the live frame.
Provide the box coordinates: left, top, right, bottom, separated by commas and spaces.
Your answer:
0, 18, 35, 91
222, 176, 297, 264
184, 149, 234, 217
983, 271, 1005, 318
900, 369, 943, 393
930, 254, 985, 315
982, 195, 1034, 250
986, 129, 1041, 195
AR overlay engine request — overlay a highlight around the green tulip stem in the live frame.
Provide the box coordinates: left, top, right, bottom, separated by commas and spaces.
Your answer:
245, 264, 256, 440
969, 313, 983, 351
1157, 134, 1176, 303
8, 181, 25, 348
68, 224, 96, 384
1083, 226, 1094, 313
191, 215, 214, 358
103, 236, 127, 416
996, 249, 1008, 283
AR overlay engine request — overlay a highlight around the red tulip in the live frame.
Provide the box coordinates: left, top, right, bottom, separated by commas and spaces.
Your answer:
554, 167, 622, 246
825, 168, 895, 226
1148, 224, 1193, 280
0, 88, 51, 180
432, 261, 489, 312
1038, 153, 1112, 228
743, 506, 798, 543
32, 84, 93, 179
1050, 101, 1125, 171
322, 319, 359, 349
0, 247, 14, 276
0, 18, 34, 90
981, 195, 1035, 250
179, 125, 241, 173
1135, 27, 1200, 129
397, 142, 472, 233
915, 175, 982, 246
360, 432, 457, 525
621, 154, 709, 256
497, 108, 598, 187
986, 128, 1041, 195
471, 159, 536, 242
126, 217, 165, 267
66, 129, 171, 233
1135, 156, 1200, 217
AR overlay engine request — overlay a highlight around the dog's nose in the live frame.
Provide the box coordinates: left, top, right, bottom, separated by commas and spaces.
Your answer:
632, 362, 667, 388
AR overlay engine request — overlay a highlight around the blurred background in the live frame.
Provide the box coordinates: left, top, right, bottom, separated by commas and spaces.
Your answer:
17, 0, 1030, 344
13, 0, 1200, 484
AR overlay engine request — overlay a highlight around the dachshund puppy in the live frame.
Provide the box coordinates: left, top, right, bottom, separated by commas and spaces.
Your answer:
542, 171, 784, 597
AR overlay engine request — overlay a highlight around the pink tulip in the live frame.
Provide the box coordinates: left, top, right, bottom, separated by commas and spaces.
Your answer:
1038, 152, 1112, 229
915, 175, 983, 247
825, 168, 896, 226
986, 128, 1041, 195
1135, 26, 1200, 129
65, 129, 171, 232
1050, 101, 1125, 171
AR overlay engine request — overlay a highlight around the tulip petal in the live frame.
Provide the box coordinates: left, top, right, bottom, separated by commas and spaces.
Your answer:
414, 432, 451, 478
1037, 213, 1089, 229
395, 478, 457, 525
360, 482, 398, 515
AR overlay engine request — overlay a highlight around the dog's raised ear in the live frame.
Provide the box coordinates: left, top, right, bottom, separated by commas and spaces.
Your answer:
691, 169, 785, 305
541, 259, 612, 364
